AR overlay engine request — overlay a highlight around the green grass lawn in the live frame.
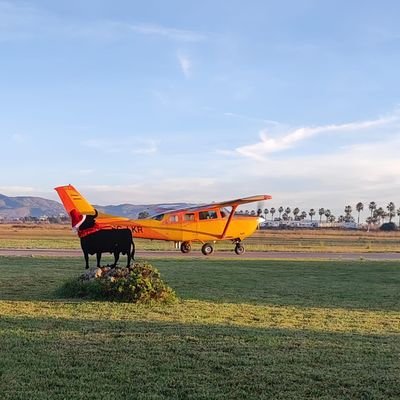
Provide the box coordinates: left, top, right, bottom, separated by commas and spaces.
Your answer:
0, 256, 399, 399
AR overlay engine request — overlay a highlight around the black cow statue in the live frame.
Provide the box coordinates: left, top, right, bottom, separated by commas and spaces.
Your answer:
72, 209, 135, 269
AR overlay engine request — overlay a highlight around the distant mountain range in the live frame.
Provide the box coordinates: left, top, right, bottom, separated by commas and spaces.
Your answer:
0, 193, 192, 220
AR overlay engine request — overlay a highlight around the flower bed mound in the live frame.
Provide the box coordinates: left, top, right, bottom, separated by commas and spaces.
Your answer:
58, 261, 178, 304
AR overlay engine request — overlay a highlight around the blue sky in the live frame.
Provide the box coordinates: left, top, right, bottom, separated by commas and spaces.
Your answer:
1, 0, 400, 218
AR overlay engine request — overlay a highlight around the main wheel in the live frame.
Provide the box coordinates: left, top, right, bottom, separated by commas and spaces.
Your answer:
201, 243, 214, 256
234, 244, 245, 255
180, 241, 192, 254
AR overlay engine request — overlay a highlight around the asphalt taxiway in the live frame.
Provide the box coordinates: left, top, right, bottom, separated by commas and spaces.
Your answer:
0, 248, 399, 260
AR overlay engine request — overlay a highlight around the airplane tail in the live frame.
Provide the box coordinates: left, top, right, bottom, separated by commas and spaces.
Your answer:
54, 184, 97, 216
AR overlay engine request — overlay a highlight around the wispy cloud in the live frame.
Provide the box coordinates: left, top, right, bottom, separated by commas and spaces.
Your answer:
11, 134, 27, 144
0, 2, 206, 43
85, 177, 217, 204
177, 52, 191, 78
82, 138, 159, 155
0, 186, 36, 195
224, 112, 281, 126
129, 23, 206, 42
235, 113, 399, 160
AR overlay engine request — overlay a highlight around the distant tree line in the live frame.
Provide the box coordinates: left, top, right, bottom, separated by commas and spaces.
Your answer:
239, 201, 400, 226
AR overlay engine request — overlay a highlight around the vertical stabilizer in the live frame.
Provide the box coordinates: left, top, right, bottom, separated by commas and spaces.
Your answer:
54, 184, 96, 215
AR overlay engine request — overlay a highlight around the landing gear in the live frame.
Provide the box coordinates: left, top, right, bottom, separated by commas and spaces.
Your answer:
234, 243, 245, 255
180, 241, 191, 254
233, 239, 245, 255
201, 243, 214, 256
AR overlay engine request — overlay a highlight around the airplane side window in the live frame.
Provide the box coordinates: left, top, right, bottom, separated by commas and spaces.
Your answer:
199, 211, 218, 220
184, 213, 195, 221
199, 211, 208, 220
169, 215, 179, 223
209, 211, 218, 219
152, 214, 164, 221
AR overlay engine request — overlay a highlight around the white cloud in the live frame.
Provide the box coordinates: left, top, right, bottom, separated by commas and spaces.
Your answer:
236, 113, 399, 160
0, 3, 206, 43
224, 112, 280, 126
82, 138, 159, 155
129, 23, 206, 42
177, 52, 191, 78
11, 134, 27, 144
0, 186, 35, 195
84, 178, 217, 204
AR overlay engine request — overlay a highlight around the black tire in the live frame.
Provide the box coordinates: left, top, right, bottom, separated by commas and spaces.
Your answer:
235, 244, 245, 255
201, 243, 214, 256
180, 241, 192, 254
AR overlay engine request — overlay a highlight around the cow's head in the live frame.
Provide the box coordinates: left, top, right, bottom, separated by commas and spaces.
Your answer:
70, 209, 98, 231
79, 209, 98, 230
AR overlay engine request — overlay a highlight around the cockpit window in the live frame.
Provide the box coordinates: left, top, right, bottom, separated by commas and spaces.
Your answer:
220, 208, 230, 218
152, 214, 164, 221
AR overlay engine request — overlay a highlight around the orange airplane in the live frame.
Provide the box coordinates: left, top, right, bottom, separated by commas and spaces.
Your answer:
55, 185, 271, 255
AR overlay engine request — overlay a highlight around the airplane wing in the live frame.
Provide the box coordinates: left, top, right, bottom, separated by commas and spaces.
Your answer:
56, 184, 272, 222
161, 195, 272, 214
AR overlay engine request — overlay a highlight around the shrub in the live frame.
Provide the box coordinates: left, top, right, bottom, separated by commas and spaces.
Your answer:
380, 222, 397, 231
58, 261, 178, 304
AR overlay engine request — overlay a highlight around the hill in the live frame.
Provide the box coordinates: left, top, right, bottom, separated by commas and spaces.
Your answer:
0, 193, 192, 220
0, 194, 65, 219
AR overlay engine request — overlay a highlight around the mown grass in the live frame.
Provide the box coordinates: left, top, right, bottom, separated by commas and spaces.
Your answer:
0, 256, 399, 399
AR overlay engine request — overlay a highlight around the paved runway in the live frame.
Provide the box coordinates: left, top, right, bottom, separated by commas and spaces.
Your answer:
1, 248, 400, 260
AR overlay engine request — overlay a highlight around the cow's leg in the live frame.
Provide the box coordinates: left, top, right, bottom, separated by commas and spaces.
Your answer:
128, 240, 135, 266
84, 252, 89, 269
96, 252, 102, 268
113, 251, 120, 268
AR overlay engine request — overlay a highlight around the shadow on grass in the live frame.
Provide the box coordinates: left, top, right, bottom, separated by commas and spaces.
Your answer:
1, 256, 400, 311
1, 315, 399, 400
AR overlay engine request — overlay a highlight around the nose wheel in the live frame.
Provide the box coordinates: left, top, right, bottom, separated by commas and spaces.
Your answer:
234, 244, 245, 255
234, 240, 245, 255
201, 243, 214, 256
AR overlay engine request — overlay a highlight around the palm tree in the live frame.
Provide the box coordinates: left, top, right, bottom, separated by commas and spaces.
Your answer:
374, 207, 385, 224
344, 205, 352, 217
264, 208, 269, 220
356, 202, 364, 224
318, 208, 325, 223
257, 208, 263, 217
285, 207, 291, 220
278, 206, 284, 220
293, 207, 300, 220
270, 207, 276, 220
387, 202, 396, 223
397, 208, 400, 226
250, 210, 256, 216
309, 208, 316, 221
300, 211, 307, 220
324, 209, 331, 222
282, 213, 289, 221
369, 201, 377, 217
366, 216, 373, 231
328, 215, 336, 223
